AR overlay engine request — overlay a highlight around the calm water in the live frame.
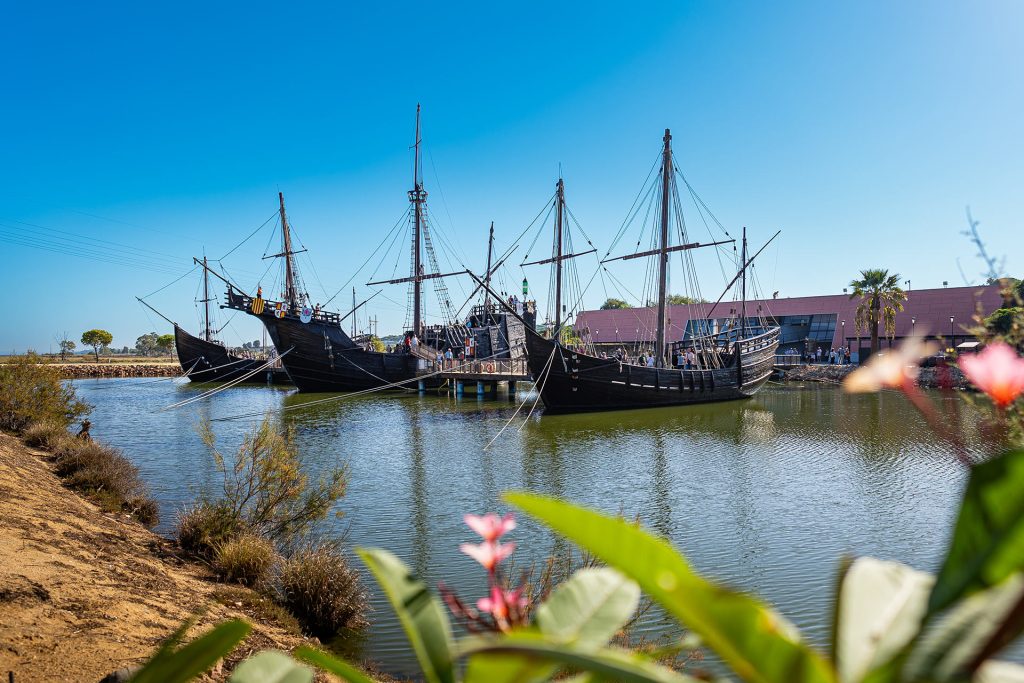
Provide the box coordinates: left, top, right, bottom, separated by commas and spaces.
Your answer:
75, 378, 987, 675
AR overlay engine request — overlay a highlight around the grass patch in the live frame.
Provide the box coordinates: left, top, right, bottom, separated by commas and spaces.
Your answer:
176, 501, 244, 559
211, 585, 303, 637
22, 420, 69, 450
278, 544, 368, 638
213, 534, 278, 587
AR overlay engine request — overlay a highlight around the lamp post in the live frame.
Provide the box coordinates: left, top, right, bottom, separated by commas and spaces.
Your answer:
911, 317, 916, 338
841, 320, 846, 365
905, 279, 911, 291
950, 315, 955, 351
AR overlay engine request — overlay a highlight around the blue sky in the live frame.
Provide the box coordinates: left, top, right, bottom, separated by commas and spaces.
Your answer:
2, 1, 1021, 352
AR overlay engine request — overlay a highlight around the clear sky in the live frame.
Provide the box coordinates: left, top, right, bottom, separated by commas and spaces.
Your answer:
2, 1, 1021, 352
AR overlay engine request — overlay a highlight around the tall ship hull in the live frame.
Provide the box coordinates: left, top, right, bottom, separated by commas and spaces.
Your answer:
523, 327, 778, 413
226, 291, 419, 393
173, 325, 280, 384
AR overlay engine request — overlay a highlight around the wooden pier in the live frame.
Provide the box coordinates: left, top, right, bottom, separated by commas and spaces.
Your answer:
415, 357, 531, 397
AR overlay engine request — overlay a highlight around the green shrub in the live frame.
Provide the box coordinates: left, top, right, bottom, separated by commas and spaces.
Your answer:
22, 420, 69, 450
213, 534, 278, 587
0, 354, 89, 433
176, 501, 244, 559
278, 544, 368, 637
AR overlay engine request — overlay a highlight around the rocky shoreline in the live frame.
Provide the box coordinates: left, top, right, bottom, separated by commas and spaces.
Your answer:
49, 363, 181, 379
776, 363, 972, 390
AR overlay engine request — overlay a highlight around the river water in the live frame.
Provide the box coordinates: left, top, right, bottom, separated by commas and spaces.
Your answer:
74, 378, 986, 676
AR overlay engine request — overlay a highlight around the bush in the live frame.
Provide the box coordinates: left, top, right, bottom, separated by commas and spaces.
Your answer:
214, 535, 278, 587
278, 544, 368, 637
22, 420, 68, 450
50, 437, 158, 527
0, 354, 89, 433
176, 501, 244, 559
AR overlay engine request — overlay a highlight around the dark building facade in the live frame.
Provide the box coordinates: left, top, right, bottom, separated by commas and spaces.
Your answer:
574, 284, 1003, 361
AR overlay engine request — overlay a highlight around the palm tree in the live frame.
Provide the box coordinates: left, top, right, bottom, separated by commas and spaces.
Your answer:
849, 269, 907, 354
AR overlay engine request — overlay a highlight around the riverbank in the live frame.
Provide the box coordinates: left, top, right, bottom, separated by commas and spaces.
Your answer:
0, 432, 308, 682
51, 361, 180, 379
777, 362, 971, 389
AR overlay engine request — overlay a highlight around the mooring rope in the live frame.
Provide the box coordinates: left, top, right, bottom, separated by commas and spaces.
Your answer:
483, 345, 555, 451
157, 349, 293, 412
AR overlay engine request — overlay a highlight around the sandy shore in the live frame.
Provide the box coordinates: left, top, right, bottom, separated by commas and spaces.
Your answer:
49, 361, 182, 379
0, 432, 309, 682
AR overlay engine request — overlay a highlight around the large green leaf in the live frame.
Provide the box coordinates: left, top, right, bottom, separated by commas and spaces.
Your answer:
463, 646, 559, 683
357, 547, 456, 683
506, 492, 835, 683
834, 557, 933, 683
131, 619, 251, 683
536, 567, 640, 648
929, 449, 1024, 615
228, 650, 312, 683
904, 573, 1024, 682
461, 631, 701, 683
292, 646, 375, 683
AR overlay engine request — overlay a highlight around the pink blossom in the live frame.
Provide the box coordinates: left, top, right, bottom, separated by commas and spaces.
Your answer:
459, 541, 516, 571
960, 342, 1024, 408
463, 513, 516, 542
844, 336, 937, 393
476, 585, 527, 621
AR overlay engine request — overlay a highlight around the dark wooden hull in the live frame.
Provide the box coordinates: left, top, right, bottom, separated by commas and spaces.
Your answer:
174, 326, 277, 384
258, 315, 419, 393
524, 327, 778, 414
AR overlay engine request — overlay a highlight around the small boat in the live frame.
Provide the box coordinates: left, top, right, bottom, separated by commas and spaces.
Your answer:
478, 128, 780, 413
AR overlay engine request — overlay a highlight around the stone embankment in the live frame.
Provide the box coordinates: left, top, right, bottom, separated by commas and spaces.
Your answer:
777, 363, 972, 390
0, 433, 308, 681
51, 362, 181, 379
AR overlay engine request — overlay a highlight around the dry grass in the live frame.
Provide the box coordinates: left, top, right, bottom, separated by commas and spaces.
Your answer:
213, 534, 278, 587
176, 501, 244, 559
278, 544, 368, 637
22, 420, 69, 450
49, 435, 159, 527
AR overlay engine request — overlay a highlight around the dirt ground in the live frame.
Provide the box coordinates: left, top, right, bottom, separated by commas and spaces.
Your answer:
0, 432, 310, 682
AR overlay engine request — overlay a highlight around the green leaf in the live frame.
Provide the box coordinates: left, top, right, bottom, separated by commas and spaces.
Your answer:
461, 631, 701, 683
506, 492, 835, 683
356, 547, 455, 683
834, 557, 933, 683
975, 660, 1024, 683
536, 567, 640, 648
929, 449, 1024, 615
228, 650, 312, 683
131, 619, 251, 683
904, 573, 1024, 682
292, 646, 375, 683
463, 646, 559, 683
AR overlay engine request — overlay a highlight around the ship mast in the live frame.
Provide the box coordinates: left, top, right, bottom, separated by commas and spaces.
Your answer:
279, 192, 298, 311
483, 221, 495, 311
554, 178, 565, 333
201, 254, 211, 341
410, 104, 426, 337
654, 129, 672, 368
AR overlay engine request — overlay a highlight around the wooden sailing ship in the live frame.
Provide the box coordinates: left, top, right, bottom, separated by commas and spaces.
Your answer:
224, 105, 517, 392
485, 128, 780, 413
136, 259, 284, 384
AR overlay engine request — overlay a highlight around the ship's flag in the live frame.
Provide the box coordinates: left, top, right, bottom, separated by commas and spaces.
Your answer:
251, 297, 265, 315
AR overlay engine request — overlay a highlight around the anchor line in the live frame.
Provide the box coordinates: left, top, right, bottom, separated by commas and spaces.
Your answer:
210, 350, 521, 422
484, 345, 556, 451
158, 349, 293, 412
79, 358, 204, 390
520, 345, 557, 430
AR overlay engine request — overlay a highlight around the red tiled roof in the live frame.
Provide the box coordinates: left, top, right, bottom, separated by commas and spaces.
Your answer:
574, 284, 1004, 347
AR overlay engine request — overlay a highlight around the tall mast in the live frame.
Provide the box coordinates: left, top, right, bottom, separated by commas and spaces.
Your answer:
654, 129, 672, 368
740, 227, 748, 336
483, 221, 495, 310
554, 177, 565, 333
202, 254, 212, 341
279, 192, 298, 310
410, 104, 425, 337
352, 287, 357, 337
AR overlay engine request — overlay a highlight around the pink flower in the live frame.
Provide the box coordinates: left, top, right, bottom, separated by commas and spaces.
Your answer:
477, 585, 527, 622
844, 336, 937, 393
460, 541, 516, 571
960, 342, 1024, 408
463, 513, 516, 542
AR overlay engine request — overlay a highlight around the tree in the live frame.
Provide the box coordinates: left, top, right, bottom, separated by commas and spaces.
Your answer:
156, 334, 175, 355
848, 269, 907, 354
599, 298, 632, 310
369, 335, 385, 352
135, 332, 160, 357
81, 329, 113, 363
55, 331, 75, 361
652, 294, 708, 306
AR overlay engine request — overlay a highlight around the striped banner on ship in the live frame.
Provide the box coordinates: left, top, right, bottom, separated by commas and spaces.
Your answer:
251, 297, 265, 315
